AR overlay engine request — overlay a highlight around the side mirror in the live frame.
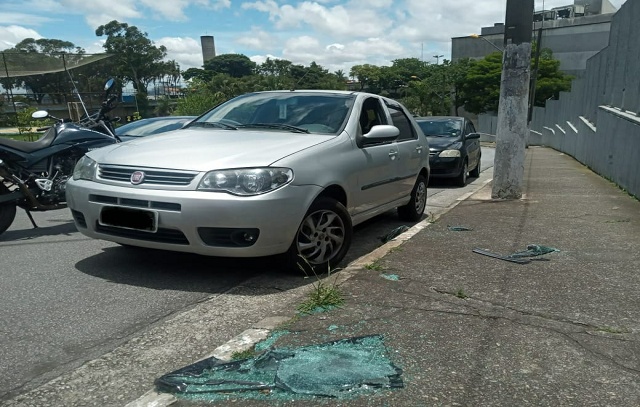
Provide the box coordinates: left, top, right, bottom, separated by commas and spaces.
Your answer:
31, 110, 49, 119
466, 132, 481, 140
104, 78, 116, 93
361, 125, 399, 146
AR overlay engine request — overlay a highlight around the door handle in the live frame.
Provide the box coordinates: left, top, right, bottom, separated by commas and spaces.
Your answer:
415, 145, 423, 154
388, 150, 398, 159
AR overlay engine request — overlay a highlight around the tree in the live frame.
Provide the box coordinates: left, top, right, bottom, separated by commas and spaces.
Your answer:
203, 54, 256, 78
349, 64, 381, 91
1, 38, 85, 104
457, 52, 503, 114
95, 20, 167, 95
531, 49, 573, 106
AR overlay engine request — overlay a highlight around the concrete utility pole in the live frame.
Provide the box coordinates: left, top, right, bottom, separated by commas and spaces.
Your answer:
492, 0, 534, 199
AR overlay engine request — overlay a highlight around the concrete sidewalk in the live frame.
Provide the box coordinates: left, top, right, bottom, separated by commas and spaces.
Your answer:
165, 146, 640, 406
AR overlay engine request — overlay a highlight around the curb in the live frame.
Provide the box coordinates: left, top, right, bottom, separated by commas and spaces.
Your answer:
126, 177, 494, 406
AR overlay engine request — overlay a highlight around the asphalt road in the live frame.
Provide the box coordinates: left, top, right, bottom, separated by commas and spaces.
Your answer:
0, 148, 494, 403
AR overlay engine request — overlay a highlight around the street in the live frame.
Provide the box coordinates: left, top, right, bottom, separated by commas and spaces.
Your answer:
0, 149, 494, 404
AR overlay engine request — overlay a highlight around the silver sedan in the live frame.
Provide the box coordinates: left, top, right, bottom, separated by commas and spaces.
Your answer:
66, 90, 430, 272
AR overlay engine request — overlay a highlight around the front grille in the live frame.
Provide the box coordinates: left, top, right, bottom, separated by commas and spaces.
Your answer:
98, 165, 198, 186
96, 223, 189, 245
89, 194, 181, 212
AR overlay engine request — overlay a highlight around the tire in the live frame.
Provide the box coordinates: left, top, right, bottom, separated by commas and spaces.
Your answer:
0, 183, 17, 235
454, 160, 468, 187
284, 197, 352, 275
469, 156, 481, 178
398, 175, 427, 221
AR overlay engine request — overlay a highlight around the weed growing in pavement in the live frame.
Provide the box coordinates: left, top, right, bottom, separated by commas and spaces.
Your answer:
231, 348, 257, 360
297, 257, 344, 315
456, 289, 468, 299
364, 260, 383, 271
596, 326, 629, 334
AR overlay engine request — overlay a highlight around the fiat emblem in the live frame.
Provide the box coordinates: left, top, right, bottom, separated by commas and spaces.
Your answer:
130, 171, 145, 185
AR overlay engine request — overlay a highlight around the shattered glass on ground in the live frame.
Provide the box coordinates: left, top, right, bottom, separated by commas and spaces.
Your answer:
155, 335, 403, 402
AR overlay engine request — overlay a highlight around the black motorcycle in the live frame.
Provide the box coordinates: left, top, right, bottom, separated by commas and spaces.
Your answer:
0, 78, 121, 235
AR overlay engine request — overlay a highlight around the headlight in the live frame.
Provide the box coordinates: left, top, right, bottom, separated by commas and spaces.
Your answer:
198, 168, 293, 196
438, 149, 461, 158
73, 156, 97, 180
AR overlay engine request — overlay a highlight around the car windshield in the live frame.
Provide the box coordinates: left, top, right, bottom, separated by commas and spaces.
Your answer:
190, 92, 355, 135
418, 119, 462, 138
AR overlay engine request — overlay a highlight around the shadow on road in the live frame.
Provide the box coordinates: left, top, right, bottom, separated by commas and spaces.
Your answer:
0, 220, 77, 241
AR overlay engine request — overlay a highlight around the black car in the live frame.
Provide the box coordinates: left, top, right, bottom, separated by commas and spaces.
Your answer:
415, 116, 481, 186
115, 116, 195, 142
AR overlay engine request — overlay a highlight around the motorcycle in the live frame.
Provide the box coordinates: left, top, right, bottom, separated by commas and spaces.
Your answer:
0, 78, 121, 235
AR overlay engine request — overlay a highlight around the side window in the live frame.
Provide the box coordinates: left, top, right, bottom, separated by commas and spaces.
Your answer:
466, 121, 476, 135
358, 97, 386, 135
386, 104, 417, 142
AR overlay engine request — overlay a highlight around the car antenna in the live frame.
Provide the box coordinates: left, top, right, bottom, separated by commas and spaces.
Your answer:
290, 68, 310, 91
62, 54, 90, 120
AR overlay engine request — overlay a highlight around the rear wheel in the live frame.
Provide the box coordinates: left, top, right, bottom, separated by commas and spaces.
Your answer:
398, 175, 427, 221
454, 160, 468, 187
0, 183, 17, 235
284, 197, 352, 275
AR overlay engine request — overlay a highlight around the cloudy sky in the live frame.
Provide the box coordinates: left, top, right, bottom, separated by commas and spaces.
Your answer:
0, 0, 627, 74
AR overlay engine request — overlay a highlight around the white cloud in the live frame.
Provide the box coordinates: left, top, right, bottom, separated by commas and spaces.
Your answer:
157, 36, 205, 69
235, 28, 278, 51
0, 25, 42, 50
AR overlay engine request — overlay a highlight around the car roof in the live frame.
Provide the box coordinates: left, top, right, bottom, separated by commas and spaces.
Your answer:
414, 116, 464, 121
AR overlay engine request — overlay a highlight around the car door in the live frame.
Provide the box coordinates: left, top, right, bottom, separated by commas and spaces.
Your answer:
384, 101, 426, 200
464, 120, 480, 169
350, 96, 402, 215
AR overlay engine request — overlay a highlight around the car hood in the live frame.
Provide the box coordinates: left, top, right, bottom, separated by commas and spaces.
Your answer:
88, 128, 333, 171
427, 136, 461, 151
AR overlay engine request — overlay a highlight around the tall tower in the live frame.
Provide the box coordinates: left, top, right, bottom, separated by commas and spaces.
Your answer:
201, 36, 216, 65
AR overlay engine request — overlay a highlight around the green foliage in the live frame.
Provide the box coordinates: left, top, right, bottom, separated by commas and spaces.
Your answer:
96, 20, 177, 116
1, 38, 85, 104
203, 54, 256, 78
458, 52, 503, 115
16, 107, 39, 137
154, 96, 174, 116
296, 258, 344, 315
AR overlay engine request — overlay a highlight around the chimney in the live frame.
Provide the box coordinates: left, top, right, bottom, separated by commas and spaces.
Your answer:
201, 36, 216, 65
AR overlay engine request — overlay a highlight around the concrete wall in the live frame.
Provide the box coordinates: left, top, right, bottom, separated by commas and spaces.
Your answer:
453, 12, 614, 77
486, 0, 640, 199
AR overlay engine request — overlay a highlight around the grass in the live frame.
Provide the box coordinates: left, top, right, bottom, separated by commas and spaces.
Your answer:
456, 289, 468, 299
297, 257, 344, 315
596, 326, 629, 334
364, 260, 383, 271
230, 348, 258, 360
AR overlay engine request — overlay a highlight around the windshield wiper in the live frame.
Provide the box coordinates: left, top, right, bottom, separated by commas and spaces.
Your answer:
188, 121, 237, 130
237, 123, 310, 134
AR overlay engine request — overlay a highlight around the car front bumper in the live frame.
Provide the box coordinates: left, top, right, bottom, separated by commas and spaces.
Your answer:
428, 155, 463, 178
66, 179, 322, 257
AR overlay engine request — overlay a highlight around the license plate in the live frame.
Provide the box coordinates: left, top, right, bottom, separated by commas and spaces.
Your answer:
99, 207, 157, 232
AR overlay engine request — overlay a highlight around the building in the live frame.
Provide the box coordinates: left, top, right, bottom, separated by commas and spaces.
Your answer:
451, 0, 618, 77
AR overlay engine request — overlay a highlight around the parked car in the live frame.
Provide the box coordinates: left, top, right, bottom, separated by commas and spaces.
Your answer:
115, 116, 195, 141
66, 90, 430, 272
12, 101, 29, 110
415, 116, 481, 186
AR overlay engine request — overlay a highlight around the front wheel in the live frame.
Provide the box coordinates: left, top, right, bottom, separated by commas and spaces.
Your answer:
284, 197, 352, 275
454, 160, 468, 187
398, 175, 428, 221
0, 183, 17, 235
469, 155, 481, 178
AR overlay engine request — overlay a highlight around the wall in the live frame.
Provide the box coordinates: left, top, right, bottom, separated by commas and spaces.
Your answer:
452, 12, 614, 77
481, 0, 640, 199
